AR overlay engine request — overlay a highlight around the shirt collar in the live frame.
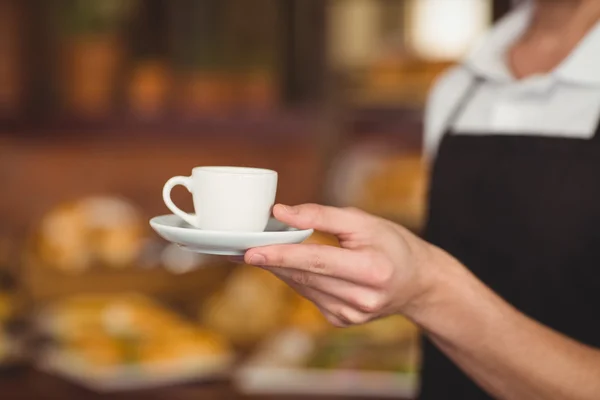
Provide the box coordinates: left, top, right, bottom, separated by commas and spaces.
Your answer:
465, 2, 600, 86
554, 23, 600, 86
465, 2, 533, 82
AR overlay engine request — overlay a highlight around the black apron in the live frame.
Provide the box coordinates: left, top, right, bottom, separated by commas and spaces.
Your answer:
421, 77, 600, 400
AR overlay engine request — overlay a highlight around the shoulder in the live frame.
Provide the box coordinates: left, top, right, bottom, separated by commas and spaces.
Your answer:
424, 66, 475, 160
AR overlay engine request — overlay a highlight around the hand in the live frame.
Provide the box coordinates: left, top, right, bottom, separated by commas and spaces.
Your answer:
245, 204, 447, 327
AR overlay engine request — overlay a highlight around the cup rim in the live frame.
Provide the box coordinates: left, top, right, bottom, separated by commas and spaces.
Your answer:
192, 166, 277, 175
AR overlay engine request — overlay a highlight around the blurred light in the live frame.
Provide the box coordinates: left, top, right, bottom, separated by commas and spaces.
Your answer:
406, 0, 492, 61
328, 0, 381, 68
161, 244, 206, 274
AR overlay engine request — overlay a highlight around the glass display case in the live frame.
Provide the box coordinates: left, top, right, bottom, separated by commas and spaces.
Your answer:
1, 0, 326, 128
323, 0, 499, 231
0, 1, 513, 398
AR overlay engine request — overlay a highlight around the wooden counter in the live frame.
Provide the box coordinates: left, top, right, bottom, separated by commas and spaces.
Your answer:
0, 368, 412, 400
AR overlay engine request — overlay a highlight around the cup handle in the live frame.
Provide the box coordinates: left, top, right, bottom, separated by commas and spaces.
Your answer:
162, 176, 198, 227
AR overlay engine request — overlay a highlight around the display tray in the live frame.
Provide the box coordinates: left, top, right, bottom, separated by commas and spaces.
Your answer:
234, 329, 419, 398
32, 292, 236, 392
38, 348, 233, 392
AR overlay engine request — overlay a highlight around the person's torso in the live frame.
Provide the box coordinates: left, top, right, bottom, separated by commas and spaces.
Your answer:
420, 76, 600, 400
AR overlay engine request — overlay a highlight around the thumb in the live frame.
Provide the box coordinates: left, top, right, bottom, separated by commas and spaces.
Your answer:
273, 203, 367, 236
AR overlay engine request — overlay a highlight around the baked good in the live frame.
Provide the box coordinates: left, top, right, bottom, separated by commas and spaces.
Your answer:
200, 265, 292, 347
35, 196, 144, 273
41, 293, 231, 368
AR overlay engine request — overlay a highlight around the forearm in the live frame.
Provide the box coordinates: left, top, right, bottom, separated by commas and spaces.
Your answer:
408, 249, 600, 400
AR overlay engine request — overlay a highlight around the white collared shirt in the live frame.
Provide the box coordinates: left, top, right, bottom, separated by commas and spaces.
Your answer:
424, 2, 600, 159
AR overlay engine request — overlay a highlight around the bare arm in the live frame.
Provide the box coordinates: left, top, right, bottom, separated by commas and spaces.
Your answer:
246, 204, 600, 400
409, 250, 600, 400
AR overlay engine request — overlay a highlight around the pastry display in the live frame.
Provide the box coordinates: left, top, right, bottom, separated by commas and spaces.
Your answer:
33, 196, 145, 273
286, 296, 330, 335
358, 154, 426, 230
306, 315, 420, 373
200, 265, 293, 347
199, 230, 339, 346
37, 293, 233, 391
328, 144, 427, 232
231, 228, 421, 397
235, 315, 420, 398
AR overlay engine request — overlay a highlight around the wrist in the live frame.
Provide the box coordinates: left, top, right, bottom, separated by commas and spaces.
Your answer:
400, 244, 467, 326
401, 244, 513, 348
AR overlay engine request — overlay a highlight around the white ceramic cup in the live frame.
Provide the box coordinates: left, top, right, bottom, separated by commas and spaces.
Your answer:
162, 166, 278, 232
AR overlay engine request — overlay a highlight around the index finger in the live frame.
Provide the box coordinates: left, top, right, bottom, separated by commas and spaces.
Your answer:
245, 243, 374, 285
274, 204, 369, 236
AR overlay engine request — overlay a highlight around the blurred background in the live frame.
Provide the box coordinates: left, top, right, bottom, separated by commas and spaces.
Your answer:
0, 0, 512, 398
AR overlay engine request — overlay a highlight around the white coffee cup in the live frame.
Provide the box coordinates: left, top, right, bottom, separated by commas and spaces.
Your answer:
162, 166, 278, 232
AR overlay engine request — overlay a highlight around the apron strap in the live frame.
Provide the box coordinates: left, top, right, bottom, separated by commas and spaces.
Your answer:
591, 108, 600, 142
444, 76, 484, 135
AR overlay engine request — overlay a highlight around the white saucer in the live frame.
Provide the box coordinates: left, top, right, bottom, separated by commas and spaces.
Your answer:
149, 214, 314, 256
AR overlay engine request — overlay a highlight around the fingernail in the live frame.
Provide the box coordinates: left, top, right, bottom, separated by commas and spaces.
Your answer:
280, 204, 298, 214
248, 254, 266, 265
